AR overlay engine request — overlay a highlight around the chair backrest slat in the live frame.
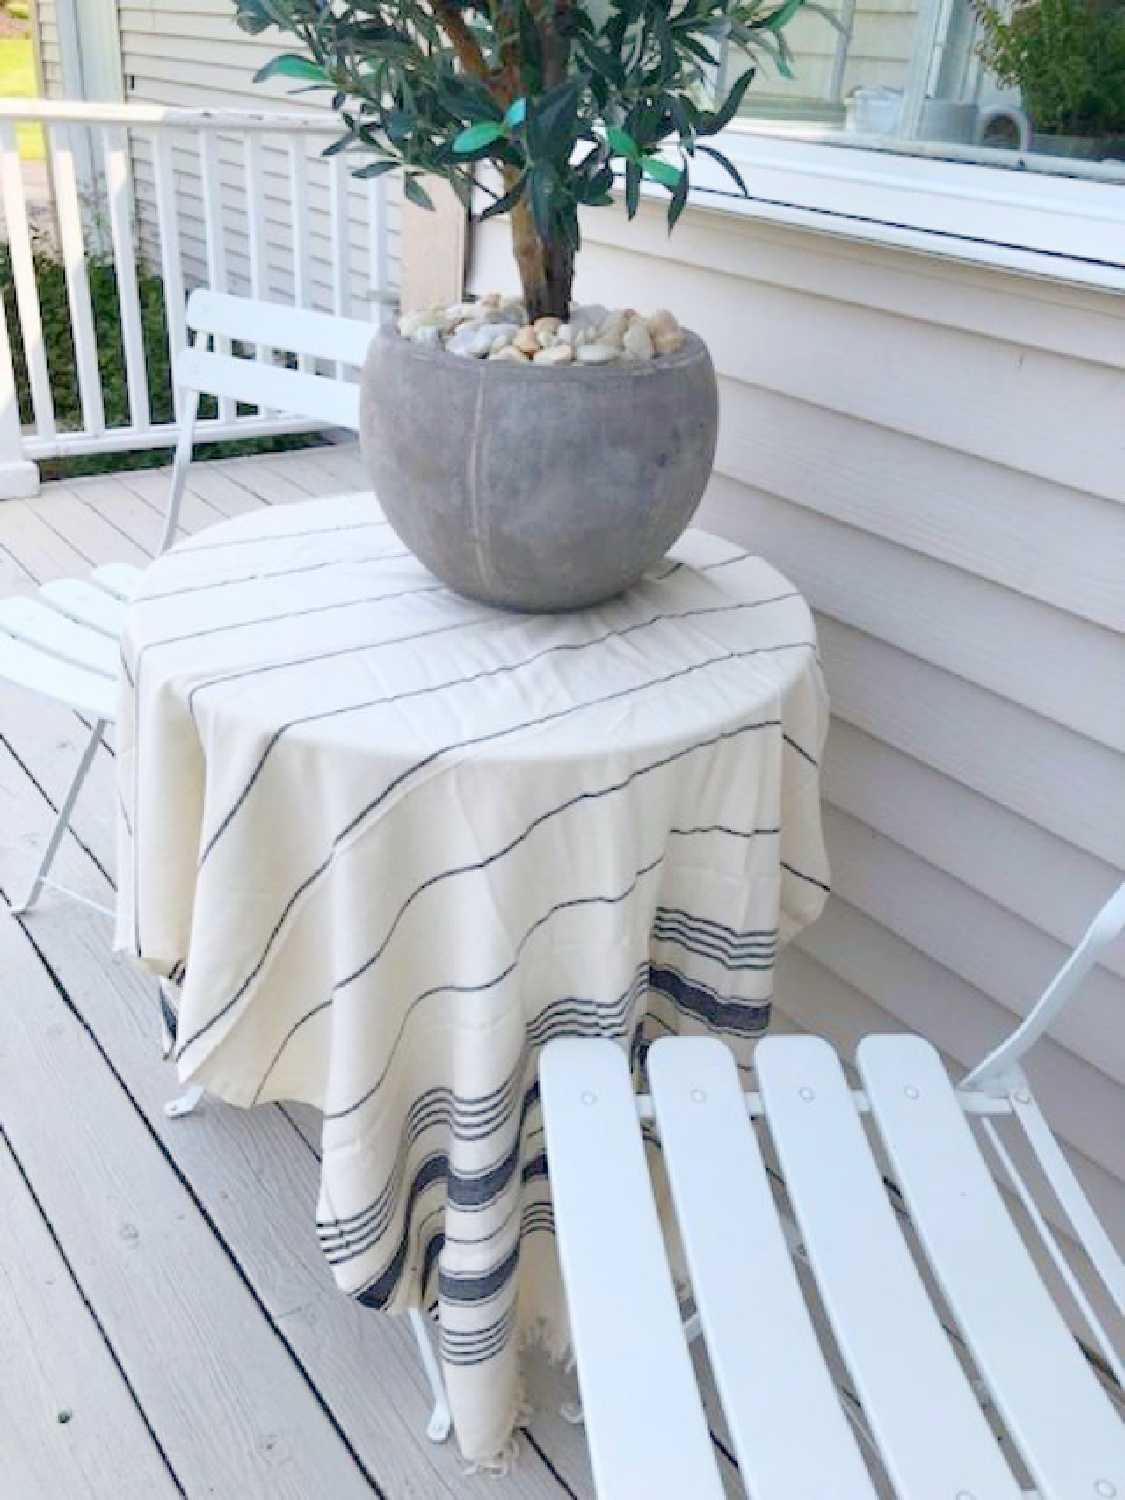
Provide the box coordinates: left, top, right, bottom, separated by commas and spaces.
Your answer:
175, 346, 361, 433
185, 288, 376, 367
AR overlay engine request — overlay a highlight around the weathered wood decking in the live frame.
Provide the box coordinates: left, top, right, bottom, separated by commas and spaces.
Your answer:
0, 443, 699, 1499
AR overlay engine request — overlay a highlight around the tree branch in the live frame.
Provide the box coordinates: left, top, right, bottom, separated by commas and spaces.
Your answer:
428, 0, 494, 83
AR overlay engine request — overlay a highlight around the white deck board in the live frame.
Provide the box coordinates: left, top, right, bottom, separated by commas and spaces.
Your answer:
0, 445, 668, 1500
0, 1135, 181, 1500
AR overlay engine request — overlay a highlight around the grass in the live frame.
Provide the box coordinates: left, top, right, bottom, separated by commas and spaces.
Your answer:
2, 240, 323, 479
0, 36, 44, 160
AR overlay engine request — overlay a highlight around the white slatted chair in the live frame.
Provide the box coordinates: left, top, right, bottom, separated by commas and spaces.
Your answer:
540, 880, 1125, 1499
0, 293, 462, 1448
0, 289, 372, 919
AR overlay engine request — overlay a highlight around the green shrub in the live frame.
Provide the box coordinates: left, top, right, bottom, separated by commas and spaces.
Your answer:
7, 2, 31, 20
1, 236, 323, 479
975, 0, 1125, 137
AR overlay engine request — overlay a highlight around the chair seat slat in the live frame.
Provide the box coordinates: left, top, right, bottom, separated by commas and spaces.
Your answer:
860, 1035, 1125, 1500
40, 576, 132, 636
90, 562, 143, 601
649, 1037, 877, 1500
756, 1035, 1022, 1500
0, 595, 119, 677
0, 631, 117, 719
539, 1039, 726, 1500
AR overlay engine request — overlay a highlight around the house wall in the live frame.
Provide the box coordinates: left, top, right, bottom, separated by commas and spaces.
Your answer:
471, 205, 1125, 1283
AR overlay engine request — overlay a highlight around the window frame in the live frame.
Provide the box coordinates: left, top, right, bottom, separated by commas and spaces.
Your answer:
671, 123, 1125, 293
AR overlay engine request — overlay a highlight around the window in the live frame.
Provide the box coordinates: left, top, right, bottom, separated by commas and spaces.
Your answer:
725, 0, 1125, 185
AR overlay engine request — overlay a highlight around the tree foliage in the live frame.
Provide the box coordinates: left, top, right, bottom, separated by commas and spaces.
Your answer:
975, 0, 1125, 139
233, 0, 809, 315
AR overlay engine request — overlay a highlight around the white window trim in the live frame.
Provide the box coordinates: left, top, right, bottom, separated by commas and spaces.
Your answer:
674, 123, 1125, 293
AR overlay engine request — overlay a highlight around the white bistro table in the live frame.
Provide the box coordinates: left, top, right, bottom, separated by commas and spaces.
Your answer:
115, 491, 830, 1464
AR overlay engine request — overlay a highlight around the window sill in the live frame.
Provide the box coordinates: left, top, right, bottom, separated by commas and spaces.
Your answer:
676, 125, 1125, 293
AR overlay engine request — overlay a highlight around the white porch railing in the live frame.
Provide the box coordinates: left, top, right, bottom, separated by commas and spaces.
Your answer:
0, 101, 395, 498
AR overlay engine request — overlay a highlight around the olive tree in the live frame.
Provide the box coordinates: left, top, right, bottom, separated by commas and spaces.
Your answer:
234, 0, 811, 319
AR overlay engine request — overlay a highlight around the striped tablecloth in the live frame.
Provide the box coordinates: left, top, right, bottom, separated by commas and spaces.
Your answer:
115, 491, 830, 1464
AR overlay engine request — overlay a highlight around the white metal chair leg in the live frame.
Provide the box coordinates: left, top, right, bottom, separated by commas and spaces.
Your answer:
164, 1084, 205, 1119
408, 1307, 452, 1443
11, 718, 106, 916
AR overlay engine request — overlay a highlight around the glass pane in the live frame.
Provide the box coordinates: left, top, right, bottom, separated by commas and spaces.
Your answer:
738, 0, 919, 127
731, 0, 1125, 177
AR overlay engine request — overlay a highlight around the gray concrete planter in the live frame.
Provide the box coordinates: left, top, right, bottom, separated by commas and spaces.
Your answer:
358, 327, 719, 611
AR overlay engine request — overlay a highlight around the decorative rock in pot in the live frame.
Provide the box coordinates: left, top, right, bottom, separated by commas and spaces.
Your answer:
360, 301, 718, 611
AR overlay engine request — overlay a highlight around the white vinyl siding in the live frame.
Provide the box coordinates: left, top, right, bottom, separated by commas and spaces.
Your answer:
469, 203, 1125, 1276
31, 0, 64, 97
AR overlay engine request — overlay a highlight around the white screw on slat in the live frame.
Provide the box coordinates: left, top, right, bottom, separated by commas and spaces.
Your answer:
799, 1087, 815, 1101
581, 1092, 596, 1106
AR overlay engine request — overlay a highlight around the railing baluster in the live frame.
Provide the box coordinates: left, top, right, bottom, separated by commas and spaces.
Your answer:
0, 270, 38, 496
288, 136, 312, 374
198, 129, 234, 424
153, 129, 188, 421
104, 125, 151, 431
368, 173, 390, 325
243, 132, 270, 410
329, 152, 350, 380
0, 121, 55, 441
50, 122, 106, 438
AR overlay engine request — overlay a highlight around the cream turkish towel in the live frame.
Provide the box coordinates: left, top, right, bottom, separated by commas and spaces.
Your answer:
115, 492, 829, 1463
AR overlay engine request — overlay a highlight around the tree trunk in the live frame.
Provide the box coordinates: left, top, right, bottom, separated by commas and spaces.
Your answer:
509, 188, 574, 321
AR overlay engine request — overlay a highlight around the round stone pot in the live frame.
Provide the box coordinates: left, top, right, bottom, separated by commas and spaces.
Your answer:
358, 327, 718, 612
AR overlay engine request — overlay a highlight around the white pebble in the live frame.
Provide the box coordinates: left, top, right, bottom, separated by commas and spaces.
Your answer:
570, 304, 608, 333
446, 327, 495, 358
653, 328, 686, 356
411, 325, 444, 348
623, 322, 654, 361
533, 343, 574, 365
576, 343, 620, 365
489, 344, 529, 363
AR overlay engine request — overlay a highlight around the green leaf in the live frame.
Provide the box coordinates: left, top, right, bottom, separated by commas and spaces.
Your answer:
518, 0, 544, 93
504, 96, 528, 129
760, 0, 804, 33
641, 155, 682, 189
402, 175, 435, 210
526, 76, 586, 161
607, 125, 641, 160
529, 162, 556, 238
452, 120, 506, 154
352, 157, 399, 179
696, 143, 747, 194
253, 53, 329, 85
480, 173, 527, 220
700, 65, 755, 134
234, 3, 273, 37
624, 157, 642, 217
668, 160, 689, 227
